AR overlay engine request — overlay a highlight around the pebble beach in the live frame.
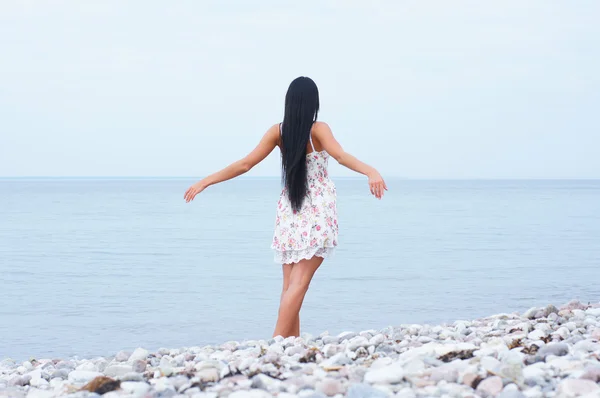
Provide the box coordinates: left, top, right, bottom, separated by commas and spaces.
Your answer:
2, 300, 600, 398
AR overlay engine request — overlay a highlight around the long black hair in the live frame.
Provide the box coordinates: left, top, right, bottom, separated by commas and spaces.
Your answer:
280, 76, 320, 212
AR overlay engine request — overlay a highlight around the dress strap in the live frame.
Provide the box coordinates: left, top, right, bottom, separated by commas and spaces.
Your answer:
308, 133, 315, 152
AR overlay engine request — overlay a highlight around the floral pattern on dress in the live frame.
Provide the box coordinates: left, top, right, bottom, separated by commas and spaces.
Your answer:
271, 150, 338, 264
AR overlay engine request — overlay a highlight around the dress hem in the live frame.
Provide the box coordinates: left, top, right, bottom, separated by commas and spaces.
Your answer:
272, 246, 336, 265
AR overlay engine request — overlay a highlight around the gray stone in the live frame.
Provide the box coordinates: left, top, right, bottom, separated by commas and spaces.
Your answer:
322, 336, 341, 345
537, 342, 569, 359
251, 374, 281, 391
115, 350, 130, 362
346, 383, 389, 398
320, 353, 351, 368
55, 360, 75, 370
51, 368, 70, 379
132, 359, 146, 373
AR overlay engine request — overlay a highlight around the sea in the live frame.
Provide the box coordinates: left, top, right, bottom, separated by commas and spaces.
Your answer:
0, 178, 599, 360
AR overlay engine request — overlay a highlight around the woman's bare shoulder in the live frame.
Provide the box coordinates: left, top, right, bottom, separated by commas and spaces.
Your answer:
312, 121, 332, 137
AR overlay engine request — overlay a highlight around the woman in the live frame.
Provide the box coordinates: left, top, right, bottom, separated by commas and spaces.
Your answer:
184, 77, 386, 338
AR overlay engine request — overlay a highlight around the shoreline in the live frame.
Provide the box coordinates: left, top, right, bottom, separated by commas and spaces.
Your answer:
1, 300, 599, 397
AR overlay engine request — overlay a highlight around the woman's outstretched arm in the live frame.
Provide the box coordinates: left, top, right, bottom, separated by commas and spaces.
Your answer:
313, 121, 387, 199
184, 124, 279, 202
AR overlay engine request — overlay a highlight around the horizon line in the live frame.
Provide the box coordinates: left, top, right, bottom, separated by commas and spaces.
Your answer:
1, 176, 599, 181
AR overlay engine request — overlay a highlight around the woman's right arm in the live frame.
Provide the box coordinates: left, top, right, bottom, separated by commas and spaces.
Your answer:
313, 122, 387, 199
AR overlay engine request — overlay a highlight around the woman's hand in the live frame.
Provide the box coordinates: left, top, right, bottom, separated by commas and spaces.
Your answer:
368, 170, 387, 199
184, 181, 207, 203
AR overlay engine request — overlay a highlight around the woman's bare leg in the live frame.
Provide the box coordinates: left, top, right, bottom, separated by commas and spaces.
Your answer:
279, 264, 299, 334
273, 256, 323, 338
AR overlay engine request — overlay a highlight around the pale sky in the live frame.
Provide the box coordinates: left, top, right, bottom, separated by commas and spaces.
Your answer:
1, 1, 598, 178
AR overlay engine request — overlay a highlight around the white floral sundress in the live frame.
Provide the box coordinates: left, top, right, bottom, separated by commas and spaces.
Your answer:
271, 129, 339, 264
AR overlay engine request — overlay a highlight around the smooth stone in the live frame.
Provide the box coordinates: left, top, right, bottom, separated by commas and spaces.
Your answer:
476, 376, 503, 397
369, 334, 385, 346
553, 327, 570, 340
497, 383, 526, 398
347, 336, 369, 351
561, 300, 588, 311
573, 340, 600, 353
132, 359, 146, 373
527, 329, 548, 340
580, 366, 600, 382
322, 336, 341, 345
29, 377, 49, 387
251, 374, 281, 391
462, 372, 482, 388
337, 331, 358, 341
119, 372, 144, 382
364, 364, 404, 384
8, 375, 29, 386
159, 356, 174, 376
197, 368, 219, 383
537, 343, 569, 359
316, 379, 344, 396
120, 381, 151, 395
76, 362, 97, 372
55, 360, 75, 370
402, 359, 425, 377
395, 388, 417, 398
25, 389, 55, 398
429, 366, 458, 383
67, 370, 103, 383
346, 383, 388, 398
115, 350, 130, 362
523, 307, 538, 320
320, 353, 351, 368
229, 391, 272, 398
285, 345, 306, 356
586, 308, 600, 317
564, 322, 578, 332
523, 364, 547, 386
128, 348, 149, 362
52, 369, 70, 379
370, 357, 393, 370
557, 378, 600, 397
481, 356, 501, 373
169, 375, 190, 391
104, 364, 133, 378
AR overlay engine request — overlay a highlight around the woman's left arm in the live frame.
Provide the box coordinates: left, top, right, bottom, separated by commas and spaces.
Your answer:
184, 124, 279, 202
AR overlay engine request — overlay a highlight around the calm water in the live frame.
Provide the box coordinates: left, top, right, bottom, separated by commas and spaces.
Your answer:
1, 178, 599, 360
